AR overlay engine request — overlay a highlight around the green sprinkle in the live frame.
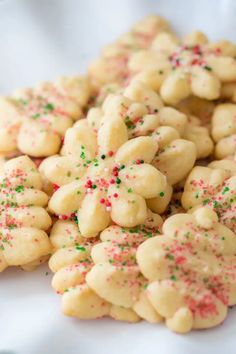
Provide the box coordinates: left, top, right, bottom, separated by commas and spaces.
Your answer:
15, 185, 24, 193
159, 191, 165, 197
75, 245, 86, 252
127, 188, 133, 193
170, 275, 177, 281
222, 186, 230, 195
31, 113, 40, 119
44, 102, 54, 112
92, 184, 97, 189
80, 151, 86, 159
204, 66, 212, 71
166, 254, 174, 260
73, 215, 79, 224
203, 198, 210, 205
116, 178, 121, 184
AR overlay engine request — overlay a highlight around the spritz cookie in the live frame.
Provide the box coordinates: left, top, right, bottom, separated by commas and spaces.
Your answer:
0, 76, 91, 158
136, 207, 236, 333
0, 156, 52, 272
49, 212, 162, 322
182, 161, 236, 233
88, 15, 173, 87
129, 31, 236, 104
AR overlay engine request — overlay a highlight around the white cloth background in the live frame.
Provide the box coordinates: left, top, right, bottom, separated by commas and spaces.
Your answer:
1, 1, 236, 353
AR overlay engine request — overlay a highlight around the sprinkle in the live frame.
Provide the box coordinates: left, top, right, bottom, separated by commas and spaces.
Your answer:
204, 65, 212, 71
31, 113, 40, 119
159, 191, 165, 198
73, 215, 79, 224
75, 245, 86, 252
101, 154, 106, 160
53, 184, 60, 192
108, 151, 114, 157
116, 178, 121, 184
222, 187, 230, 195
80, 151, 86, 159
15, 185, 24, 193
44, 102, 55, 112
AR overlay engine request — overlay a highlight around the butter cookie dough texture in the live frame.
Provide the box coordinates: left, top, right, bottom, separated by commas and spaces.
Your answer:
0, 156, 52, 272
49, 212, 163, 322
182, 161, 236, 233
137, 208, 236, 333
129, 31, 236, 104
0, 76, 91, 157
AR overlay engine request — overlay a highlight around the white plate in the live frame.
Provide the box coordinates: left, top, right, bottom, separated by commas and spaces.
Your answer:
1, 1, 236, 353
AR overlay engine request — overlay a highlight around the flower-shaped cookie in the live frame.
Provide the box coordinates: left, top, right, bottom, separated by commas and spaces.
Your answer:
211, 103, 236, 159
49, 211, 162, 322
136, 207, 236, 333
46, 126, 167, 237
0, 76, 91, 157
89, 82, 197, 185
88, 15, 173, 87
0, 156, 52, 272
129, 31, 236, 104
182, 161, 236, 233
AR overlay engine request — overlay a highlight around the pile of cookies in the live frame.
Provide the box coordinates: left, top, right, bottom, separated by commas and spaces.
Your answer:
1, 15, 236, 334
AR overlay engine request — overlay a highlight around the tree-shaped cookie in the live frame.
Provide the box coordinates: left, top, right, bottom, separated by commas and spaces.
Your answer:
129, 31, 236, 104
0, 156, 52, 271
0, 76, 91, 157
136, 207, 236, 333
